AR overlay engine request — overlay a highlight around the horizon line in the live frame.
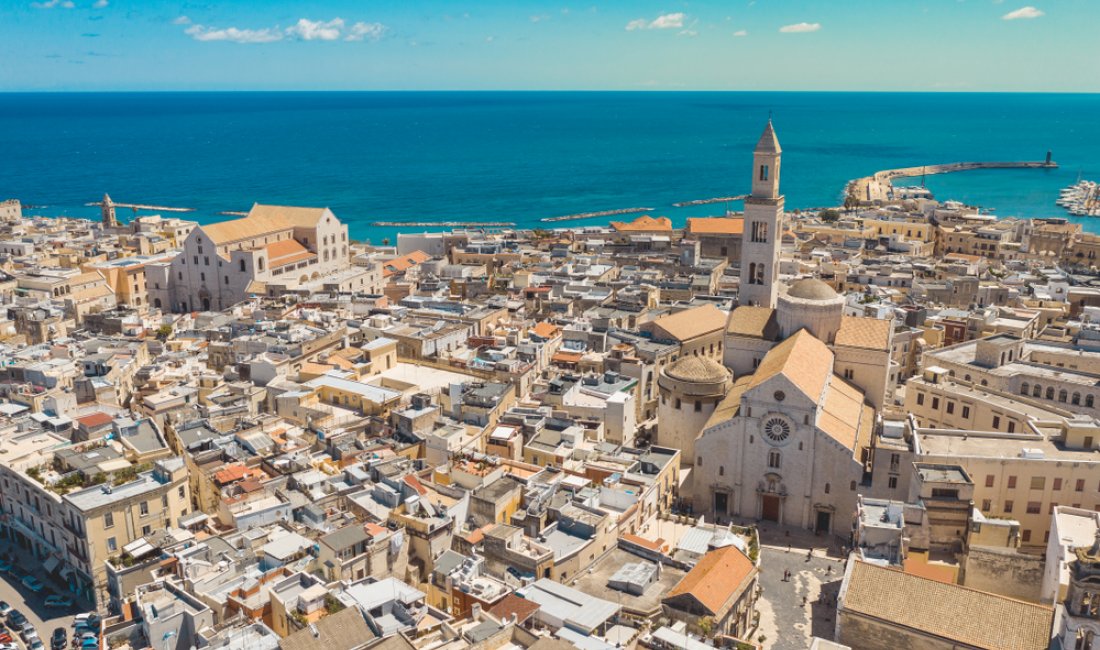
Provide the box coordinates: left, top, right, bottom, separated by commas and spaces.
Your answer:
3, 89, 1100, 95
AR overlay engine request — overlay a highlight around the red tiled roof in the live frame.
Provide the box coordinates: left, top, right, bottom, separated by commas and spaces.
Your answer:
76, 412, 113, 429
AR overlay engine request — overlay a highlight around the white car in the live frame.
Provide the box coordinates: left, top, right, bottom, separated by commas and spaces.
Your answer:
43, 596, 72, 609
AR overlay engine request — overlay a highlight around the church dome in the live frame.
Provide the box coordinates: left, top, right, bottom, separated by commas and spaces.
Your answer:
665, 356, 730, 384
786, 278, 839, 301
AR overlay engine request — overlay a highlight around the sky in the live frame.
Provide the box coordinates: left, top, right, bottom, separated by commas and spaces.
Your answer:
1, 0, 1098, 92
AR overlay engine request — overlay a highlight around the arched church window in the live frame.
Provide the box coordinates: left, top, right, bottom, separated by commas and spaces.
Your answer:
768, 450, 780, 469
824, 483, 830, 494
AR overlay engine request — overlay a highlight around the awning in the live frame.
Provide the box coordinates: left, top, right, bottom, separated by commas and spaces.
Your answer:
43, 555, 60, 574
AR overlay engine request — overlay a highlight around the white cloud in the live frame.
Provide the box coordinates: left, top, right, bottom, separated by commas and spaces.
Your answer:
779, 21, 821, 33
530, 14, 549, 23
485, 35, 494, 42
185, 18, 386, 44
345, 21, 385, 41
626, 12, 685, 30
32, 0, 75, 8
1002, 5, 1043, 19
185, 24, 284, 43
678, 29, 697, 37
733, 29, 748, 37
92, 0, 107, 7
286, 18, 344, 41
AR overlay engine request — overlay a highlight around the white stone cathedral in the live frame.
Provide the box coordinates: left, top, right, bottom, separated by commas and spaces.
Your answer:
682, 121, 895, 536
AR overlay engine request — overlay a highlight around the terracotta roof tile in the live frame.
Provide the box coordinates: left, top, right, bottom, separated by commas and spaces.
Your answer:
686, 217, 744, 235
834, 315, 892, 351
726, 306, 779, 340
664, 545, 756, 616
610, 215, 672, 232
841, 560, 1053, 650
650, 304, 728, 342
747, 330, 832, 401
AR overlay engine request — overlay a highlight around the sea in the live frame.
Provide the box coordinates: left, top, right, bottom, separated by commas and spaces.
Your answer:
2, 91, 1099, 244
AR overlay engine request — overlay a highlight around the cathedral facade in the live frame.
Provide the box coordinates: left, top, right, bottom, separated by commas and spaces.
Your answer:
681, 121, 894, 535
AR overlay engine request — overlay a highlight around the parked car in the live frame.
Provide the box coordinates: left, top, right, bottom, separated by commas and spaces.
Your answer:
20, 624, 39, 643
0, 633, 13, 644
21, 576, 45, 593
79, 639, 98, 650
71, 615, 99, 629
0, 601, 10, 617
51, 628, 67, 650
0, 642, 19, 650
6, 611, 26, 629
43, 596, 72, 609
29, 639, 45, 650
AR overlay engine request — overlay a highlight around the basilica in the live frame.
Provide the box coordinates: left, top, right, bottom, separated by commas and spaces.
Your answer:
682, 121, 894, 535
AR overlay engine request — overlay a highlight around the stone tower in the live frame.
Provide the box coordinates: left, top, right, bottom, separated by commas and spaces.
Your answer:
101, 193, 118, 229
738, 120, 783, 308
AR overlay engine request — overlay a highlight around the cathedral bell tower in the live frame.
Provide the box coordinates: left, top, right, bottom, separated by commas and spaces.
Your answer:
738, 120, 784, 308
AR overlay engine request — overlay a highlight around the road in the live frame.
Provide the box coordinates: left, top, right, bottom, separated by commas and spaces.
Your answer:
0, 543, 82, 650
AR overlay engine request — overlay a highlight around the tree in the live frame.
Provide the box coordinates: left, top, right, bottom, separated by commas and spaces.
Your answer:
698, 616, 715, 638
820, 208, 841, 223
155, 324, 173, 341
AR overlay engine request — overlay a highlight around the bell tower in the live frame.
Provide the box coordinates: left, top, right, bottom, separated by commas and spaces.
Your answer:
101, 193, 118, 229
738, 120, 784, 308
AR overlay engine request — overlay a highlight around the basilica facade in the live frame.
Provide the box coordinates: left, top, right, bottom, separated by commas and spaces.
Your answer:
680, 121, 894, 535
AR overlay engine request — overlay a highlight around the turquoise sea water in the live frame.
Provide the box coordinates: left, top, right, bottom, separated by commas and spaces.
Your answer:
1, 91, 1099, 243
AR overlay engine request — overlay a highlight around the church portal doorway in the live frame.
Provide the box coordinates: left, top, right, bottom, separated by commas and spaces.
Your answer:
816, 510, 832, 534
714, 492, 729, 517
761, 494, 780, 522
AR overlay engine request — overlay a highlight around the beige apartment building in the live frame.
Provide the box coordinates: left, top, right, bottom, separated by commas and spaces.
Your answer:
897, 374, 1100, 549
0, 439, 192, 612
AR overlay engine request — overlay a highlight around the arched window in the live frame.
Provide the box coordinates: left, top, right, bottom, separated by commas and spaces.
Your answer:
1033, 384, 1042, 397
965, 374, 971, 382
1020, 382, 1029, 396
1073, 392, 1082, 406
154, 298, 162, 309
1088, 395, 1095, 408
768, 449, 781, 469
760, 165, 769, 181
824, 483, 830, 494
981, 379, 988, 386
1060, 389, 1069, 403
239, 259, 246, 272
258, 257, 265, 271
748, 262, 757, 285
1047, 387, 1055, 400
719, 466, 724, 476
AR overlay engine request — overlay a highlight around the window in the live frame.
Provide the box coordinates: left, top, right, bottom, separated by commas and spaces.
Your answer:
992, 415, 1001, 429
1054, 478, 1063, 491
697, 457, 702, 466
1078, 479, 1086, 492
1026, 501, 1041, 514
982, 499, 992, 511
824, 483, 830, 494
1004, 500, 1014, 513
204, 256, 209, 266
850, 481, 857, 491
674, 398, 681, 409
962, 406, 970, 418
890, 454, 900, 471
985, 474, 995, 488
1008, 475, 1017, 489
931, 397, 939, 410
239, 259, 246, 272
1088, 395, 1095, 408
1022, 529, 1031, 543
258, 257, 265, 271
1047, 387, 1055, 400
694, 400, 702, 412
759, 165, 769, 181
1033, 385, 1042, 397
888, 476, 898, 489
104, 512, 114, 528
1060, 389, 1068, 403
1020, 382, 1029, 395
140, 500, 149, 516
768, 449, 781, 469
106, 537, 117, 552
1030, 476, 1045, 490
916, 393, 925, 406
179, 486, 186, 498
946, 401, 955, 415
193, 256, 198, 265
142, 525, 151, 536
1007, 421, 1016, 433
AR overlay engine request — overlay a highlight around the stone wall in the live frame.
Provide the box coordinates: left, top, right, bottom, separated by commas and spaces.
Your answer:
962, 545, 1044, 603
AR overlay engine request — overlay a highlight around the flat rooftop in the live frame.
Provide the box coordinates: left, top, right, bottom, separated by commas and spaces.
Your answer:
569, 547, 687, 617
375, 362, 480, 394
